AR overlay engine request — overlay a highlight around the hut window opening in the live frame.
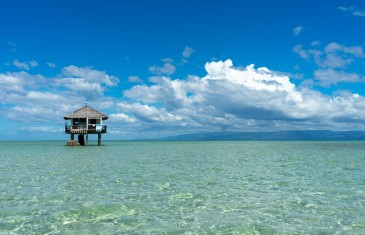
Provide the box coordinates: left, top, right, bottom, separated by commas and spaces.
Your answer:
89, 119, 101, 125
72, 118, 87, 129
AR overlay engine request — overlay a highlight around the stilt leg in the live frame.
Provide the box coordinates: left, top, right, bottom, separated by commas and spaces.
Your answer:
78, 134, 85, 146
71, 134, 74, 140
86, 134, 89, 145
98, 133, 101, 146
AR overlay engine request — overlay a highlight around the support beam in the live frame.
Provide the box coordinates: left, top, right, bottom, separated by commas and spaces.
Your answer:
71, 134, 74, 140
98, 133, 101, 146
86, 134, 89, 145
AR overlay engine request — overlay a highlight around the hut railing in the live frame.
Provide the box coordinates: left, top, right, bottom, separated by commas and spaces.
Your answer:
64, 124, 87, 131
65, 124, 107, 133
72, 125, 87, 130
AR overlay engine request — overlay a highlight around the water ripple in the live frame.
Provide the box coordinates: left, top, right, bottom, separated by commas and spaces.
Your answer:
0, 141, 364, 234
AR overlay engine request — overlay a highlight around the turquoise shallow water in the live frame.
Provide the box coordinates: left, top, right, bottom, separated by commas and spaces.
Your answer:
0, 141, 364, 234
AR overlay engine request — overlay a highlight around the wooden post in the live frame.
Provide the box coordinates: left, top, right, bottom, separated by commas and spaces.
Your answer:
71, 134, 74, 140
98, 133, 101, 146
86, 134, 89, 145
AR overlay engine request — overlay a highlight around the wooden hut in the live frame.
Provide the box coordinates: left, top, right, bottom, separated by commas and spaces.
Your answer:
64, 105, 108, 146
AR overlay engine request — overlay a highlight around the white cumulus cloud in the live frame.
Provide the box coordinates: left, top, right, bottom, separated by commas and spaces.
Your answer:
0, 66, 117, 124
116, 102, 182, 123
109, 113, 137, 123
56, 65, 119, 99
119, 59, 365, 134
61, 65, 119, 86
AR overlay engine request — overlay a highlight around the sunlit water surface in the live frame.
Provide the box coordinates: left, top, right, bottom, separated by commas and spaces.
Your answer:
0, 141, 364, 234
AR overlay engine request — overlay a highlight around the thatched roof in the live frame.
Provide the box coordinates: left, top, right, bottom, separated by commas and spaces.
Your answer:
64, 106, 108, 120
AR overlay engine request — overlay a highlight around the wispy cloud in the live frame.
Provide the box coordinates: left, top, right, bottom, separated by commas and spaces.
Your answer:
182, 46, 195, 63
293, 42, 364, 68
310, 40, 321, 46
12, 60, 29, 70
338, 6, 365, 17
293, 44, 322, 61
13, 59, 39, 70
6, 41, 17, 51
292, 25, 304, 36
324, 42, 364, 57
46, 62, 56, 68
314, 69, 362, 87
293, 42, 365, 86
182, 46, 194, 58
127, 76, 144, 84
149, 58, 176, 75
6, 41, 16, 47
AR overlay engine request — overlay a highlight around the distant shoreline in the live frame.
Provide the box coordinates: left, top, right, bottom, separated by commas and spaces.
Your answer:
2, 130, 365, 141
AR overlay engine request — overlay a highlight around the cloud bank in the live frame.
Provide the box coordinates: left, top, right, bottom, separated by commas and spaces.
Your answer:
112, 59, 365, 136
0, 66, 118, 123
2, 59, 365, 138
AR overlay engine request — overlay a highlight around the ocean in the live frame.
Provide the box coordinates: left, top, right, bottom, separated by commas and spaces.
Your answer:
0, 141, 364, 234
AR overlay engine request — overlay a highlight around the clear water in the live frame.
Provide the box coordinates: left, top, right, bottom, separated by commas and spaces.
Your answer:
0, 141, 364, 234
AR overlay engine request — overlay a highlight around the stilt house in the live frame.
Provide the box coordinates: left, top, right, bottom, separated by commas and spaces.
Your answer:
64, 105, 108, 146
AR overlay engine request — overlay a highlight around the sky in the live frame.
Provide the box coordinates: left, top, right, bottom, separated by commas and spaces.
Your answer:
1, 0, 365, 140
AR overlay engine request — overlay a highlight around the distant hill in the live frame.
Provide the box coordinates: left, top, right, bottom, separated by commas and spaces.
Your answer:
158, 130, 365, 141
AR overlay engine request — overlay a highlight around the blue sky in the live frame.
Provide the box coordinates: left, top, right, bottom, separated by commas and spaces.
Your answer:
1, 0, 365, 140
